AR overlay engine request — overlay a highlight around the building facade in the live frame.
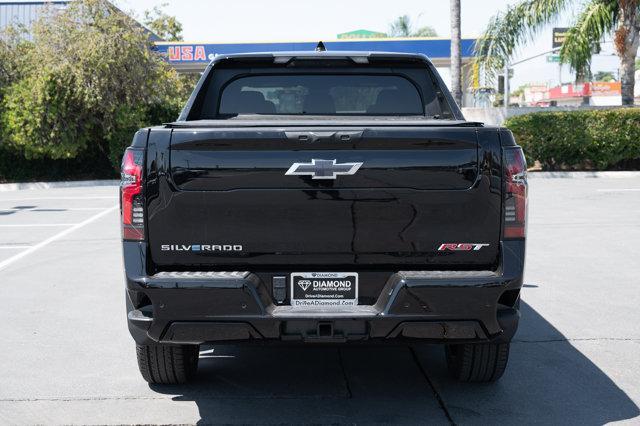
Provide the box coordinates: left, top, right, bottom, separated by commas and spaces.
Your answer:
0, 1, 69, 36
0, 0, 160, 40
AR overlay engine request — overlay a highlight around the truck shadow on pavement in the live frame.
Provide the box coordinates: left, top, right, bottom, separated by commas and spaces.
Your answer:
150, 301, 639, 425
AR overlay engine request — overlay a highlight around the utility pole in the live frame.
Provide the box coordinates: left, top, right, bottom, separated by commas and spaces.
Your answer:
450, 0, 462, 106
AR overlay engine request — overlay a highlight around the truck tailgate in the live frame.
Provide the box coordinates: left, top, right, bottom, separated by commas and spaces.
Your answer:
147, 126, 501, 268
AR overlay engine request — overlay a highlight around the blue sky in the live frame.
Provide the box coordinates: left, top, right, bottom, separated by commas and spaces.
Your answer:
113, 0, 621, 89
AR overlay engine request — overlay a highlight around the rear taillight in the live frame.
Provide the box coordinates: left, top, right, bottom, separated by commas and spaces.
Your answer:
120, 148, 145, 241
503, 147, 527, 239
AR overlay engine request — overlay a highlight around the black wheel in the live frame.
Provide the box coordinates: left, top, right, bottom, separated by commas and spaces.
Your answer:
445, 342, 510, 382
136, 344, 199, 384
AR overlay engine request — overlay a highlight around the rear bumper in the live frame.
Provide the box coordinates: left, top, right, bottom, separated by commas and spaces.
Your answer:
124, 241, 524, 345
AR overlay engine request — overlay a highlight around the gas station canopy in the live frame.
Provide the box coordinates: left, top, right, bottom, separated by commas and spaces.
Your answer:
154, 38, 477, 73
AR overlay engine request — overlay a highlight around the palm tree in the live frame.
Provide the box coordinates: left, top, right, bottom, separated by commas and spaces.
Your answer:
450, 0, 462, 106
389, 15, 438, 37
474, 0, 640, 105
389, 15, 413, 37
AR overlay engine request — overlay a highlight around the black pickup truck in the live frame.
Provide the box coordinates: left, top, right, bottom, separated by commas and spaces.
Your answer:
121, 50, 527, 384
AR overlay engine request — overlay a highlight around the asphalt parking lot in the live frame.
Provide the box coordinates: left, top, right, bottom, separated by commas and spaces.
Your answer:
0, 176, 639, 425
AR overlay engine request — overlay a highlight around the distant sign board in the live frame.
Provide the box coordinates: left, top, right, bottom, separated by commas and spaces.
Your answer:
546, 54, 561, 63
552, 27, 569, 48
591, 81, 621, 96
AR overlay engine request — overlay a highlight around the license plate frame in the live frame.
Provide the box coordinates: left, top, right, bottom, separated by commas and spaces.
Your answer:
290, 272, 358, 309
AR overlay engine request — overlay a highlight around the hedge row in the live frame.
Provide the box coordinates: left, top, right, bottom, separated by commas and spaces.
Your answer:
0, 145, 116, 182
0, 101, 182, 182
505, 108, 640, 170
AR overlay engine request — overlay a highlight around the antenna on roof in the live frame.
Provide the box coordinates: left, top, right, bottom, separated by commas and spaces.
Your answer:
315, 41, 326, 52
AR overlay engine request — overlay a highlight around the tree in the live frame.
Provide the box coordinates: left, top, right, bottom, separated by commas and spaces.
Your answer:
474, 0, 640, 105
389, 15, 438, 37
413, 26, 439, 37
511, 84, 530, 97
450, 0, 463, 106
143, 3, 183, 41
0, 30, 23, 147
594, 71, 617, 81
0, 0, 190, 168
0, 28, 30, 91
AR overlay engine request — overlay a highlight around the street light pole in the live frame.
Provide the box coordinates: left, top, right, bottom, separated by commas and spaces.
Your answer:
504, 63, 510, 115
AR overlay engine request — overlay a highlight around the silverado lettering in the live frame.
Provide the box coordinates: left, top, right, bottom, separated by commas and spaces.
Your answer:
160, 244, 243, 252
121, 49, 527, 385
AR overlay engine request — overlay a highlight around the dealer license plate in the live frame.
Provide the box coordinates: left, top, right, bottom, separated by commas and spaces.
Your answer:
290, 272, 358, 309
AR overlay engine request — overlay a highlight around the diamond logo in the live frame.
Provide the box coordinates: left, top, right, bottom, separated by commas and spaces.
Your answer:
298, 279, 312, 291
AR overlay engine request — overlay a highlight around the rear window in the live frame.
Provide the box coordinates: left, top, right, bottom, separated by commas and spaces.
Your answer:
218, 75, 424, 116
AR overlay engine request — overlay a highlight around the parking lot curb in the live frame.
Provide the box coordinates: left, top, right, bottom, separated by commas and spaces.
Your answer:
0, 179, 119, 191
528, 171, 640, 179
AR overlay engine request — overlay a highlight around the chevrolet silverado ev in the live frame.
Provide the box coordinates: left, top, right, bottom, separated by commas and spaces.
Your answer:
121, 50, 527, 384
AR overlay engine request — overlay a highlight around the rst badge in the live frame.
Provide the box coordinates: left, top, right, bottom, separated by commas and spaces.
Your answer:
438, 243, 490, 251
285, 159, 363, 180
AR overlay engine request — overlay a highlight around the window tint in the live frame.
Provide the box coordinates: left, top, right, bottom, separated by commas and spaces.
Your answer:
218, 75, 424, 116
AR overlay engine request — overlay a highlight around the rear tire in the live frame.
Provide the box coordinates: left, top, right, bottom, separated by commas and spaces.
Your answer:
136, 344, 199, 384
445, 342, 510, 382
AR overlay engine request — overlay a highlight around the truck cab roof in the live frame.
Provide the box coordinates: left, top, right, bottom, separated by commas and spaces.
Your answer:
208, 50, 433, 66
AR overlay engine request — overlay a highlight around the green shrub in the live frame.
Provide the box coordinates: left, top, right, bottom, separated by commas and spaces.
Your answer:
505, 108, 640, 170
105, 101, 183, 170
2, 70, 93, 160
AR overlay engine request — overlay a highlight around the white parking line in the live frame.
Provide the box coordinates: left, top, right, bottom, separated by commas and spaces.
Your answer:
0, 246, 32, 249
0, 196, 117, 202
597, 189, 640, 192
0, 224, 75, 227
0, 207, 108, 211
0, 205, 118, 272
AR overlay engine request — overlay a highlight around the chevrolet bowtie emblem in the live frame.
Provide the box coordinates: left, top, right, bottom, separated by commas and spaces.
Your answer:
285, 159, 363, 180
